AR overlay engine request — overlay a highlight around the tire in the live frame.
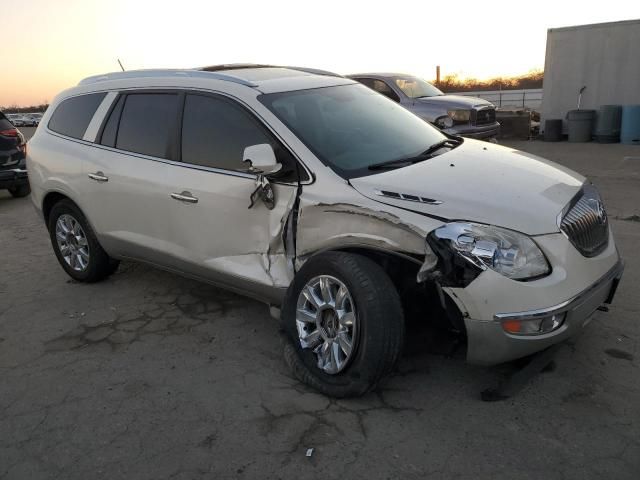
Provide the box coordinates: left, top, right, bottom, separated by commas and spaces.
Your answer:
8, 184, 31, 198
48, 199, 119, 282
282, 251, 405, 397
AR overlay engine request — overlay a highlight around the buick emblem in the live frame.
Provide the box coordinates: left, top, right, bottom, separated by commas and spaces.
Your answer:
589, 198, 607, 225
596, 201, 607, 225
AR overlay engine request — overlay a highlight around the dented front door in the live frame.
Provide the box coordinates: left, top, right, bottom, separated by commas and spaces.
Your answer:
164, 164, 298, 297
161, 92, 301, 300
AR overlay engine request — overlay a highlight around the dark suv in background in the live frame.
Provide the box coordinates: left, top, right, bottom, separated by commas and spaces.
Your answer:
348, 73, 500, 141
0, 111, 30, 197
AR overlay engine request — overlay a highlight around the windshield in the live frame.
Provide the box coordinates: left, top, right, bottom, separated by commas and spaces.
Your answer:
394, 77, 444, 99
259, 84, 446, 179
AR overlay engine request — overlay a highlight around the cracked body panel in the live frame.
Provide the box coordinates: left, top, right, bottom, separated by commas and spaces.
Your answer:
294, 185, 442, 269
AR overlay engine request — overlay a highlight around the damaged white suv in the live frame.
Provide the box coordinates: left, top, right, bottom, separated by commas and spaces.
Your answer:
28, 65, 623, 397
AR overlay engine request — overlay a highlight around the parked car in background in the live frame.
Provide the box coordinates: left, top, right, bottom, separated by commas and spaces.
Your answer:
25, 113, 42, 127
348, 73, 500, 141
6, 114, 26, 127
28, 66, 622, 397
0, 111, 30, 197
22, 114, 40, 127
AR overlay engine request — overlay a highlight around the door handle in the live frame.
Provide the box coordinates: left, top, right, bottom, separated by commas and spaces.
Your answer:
170, 191, 199, 204
88, 171, 109, 182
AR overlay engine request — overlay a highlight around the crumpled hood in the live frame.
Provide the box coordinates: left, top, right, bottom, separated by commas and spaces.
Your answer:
349, 140, 585, 235
416, 94, 493, 109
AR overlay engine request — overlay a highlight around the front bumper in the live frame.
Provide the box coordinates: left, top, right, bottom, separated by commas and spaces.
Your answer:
0, 168, 28, 189
463, 259, 624, 365
444, 121, 500, 140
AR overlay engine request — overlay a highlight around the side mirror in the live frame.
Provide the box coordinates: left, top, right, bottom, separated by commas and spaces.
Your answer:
243, 144, 282, 176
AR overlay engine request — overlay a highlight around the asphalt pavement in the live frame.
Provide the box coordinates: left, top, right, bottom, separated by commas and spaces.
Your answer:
1, 132, 639, 479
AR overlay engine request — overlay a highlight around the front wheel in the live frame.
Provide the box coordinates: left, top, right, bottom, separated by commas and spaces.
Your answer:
282, 251, 405, 397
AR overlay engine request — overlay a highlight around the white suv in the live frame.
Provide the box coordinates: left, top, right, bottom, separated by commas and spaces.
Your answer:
28, 65, 623, 397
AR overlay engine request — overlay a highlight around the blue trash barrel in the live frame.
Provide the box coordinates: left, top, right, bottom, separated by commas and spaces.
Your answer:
621, 105, 640, 145
595, 105, 622, 143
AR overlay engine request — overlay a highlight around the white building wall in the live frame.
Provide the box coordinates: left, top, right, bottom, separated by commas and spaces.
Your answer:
541, 19, 640, 131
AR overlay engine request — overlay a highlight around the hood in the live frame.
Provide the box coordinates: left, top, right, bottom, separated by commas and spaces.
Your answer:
349, 140, 585, 235
415, 94, 493, 109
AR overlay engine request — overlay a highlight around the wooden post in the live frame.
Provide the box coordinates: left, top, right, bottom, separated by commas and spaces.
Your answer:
436, 66, 440, 85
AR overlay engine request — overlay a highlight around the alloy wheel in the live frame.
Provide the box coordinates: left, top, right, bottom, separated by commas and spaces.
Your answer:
55, 214, 90, 272
295, 275, 357, 374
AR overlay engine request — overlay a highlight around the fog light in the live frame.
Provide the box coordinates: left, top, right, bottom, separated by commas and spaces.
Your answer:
501, 313, 566, 335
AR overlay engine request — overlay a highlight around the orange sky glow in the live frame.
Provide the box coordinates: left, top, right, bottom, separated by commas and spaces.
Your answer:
2, 0, 639, 107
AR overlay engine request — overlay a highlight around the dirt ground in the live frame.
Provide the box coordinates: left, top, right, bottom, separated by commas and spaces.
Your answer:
1, 132, 639, 479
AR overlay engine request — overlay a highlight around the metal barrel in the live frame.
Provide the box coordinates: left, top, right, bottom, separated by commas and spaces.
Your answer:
566, 109, 596, 142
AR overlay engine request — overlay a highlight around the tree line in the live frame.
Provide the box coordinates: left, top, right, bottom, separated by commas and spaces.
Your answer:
0, 103, 49, 114
436, 70, 543, 92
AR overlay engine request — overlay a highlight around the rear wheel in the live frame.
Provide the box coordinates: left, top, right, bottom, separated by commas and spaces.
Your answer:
282, 251, 405, 397
48, 199, 119, 282
8, 184, 30, 198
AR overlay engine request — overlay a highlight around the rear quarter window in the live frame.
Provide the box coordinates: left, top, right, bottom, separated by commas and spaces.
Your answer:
48, 93, 107, 139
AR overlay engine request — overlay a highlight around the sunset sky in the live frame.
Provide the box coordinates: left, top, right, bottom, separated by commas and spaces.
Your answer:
2, 0, 639, 107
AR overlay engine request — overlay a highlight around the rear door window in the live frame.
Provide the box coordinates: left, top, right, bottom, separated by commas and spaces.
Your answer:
48, 93, 107, 139
115, 93, 179, 159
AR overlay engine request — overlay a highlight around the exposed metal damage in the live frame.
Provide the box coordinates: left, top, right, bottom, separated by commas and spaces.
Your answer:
235, 177, 473, 344
294, 199, 429, 265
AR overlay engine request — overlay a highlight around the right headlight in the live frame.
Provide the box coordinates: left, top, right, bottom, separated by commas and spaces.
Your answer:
433, 222, 550, 280
447, 109, 471, 124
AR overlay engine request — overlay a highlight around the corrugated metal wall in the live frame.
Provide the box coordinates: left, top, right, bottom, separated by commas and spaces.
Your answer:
541, 19, 640, 132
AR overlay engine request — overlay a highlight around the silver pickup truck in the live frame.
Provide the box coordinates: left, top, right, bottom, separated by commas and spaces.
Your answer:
348, 73, 500, 141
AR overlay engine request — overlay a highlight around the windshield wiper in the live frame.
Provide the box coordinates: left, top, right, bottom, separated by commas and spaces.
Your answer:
368, 139, 461, 171
421, 138, 460, 156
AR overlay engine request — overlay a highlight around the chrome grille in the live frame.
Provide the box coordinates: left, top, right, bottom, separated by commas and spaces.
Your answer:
560, 185, 609, 257
473, 107, 496, 126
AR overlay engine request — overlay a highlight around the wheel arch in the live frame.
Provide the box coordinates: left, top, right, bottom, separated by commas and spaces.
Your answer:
302, 245, 466, 336
42, 191, 72, 227
42, 191, 93, 233
302, 245, 421, 298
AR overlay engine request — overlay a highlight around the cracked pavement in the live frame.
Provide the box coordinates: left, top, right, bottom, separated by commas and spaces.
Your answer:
1, 134, 639, 479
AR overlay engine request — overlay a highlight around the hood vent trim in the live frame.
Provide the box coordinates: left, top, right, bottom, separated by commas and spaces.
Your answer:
375, 189, 442, 205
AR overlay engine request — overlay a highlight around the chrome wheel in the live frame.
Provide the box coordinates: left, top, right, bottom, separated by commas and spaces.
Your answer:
55, 214, 90, 272
295, 275, 357, 374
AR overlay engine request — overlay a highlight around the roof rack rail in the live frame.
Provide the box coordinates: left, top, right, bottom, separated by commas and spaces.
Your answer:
199, 63, 274, 72
78, 69, 257, 87
198, 63, 343, 78
282, 66, 343, 77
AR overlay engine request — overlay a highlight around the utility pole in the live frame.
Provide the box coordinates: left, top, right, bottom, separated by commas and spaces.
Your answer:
436, 65, 441, 85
